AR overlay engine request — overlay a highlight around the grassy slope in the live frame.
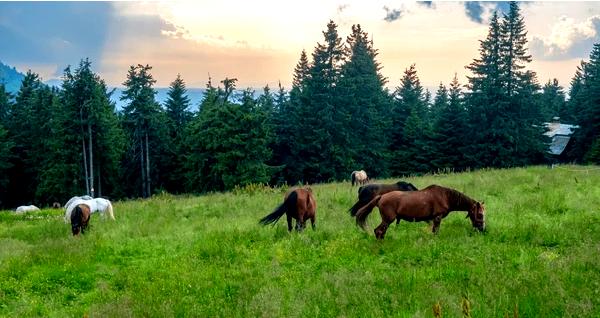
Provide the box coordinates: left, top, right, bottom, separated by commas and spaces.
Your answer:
1, 166, 599, 317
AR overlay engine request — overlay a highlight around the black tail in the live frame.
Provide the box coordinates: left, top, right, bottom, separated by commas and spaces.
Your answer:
351, 172, 356, 186
349, 186, 372, 217
349, 196, 372, 217
259, 191, 298, 226
356, 195, 382, 230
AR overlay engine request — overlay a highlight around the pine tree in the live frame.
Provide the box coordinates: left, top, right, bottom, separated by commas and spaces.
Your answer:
431, 82, 449, 122
464, 12, 506, 168
60, 59, 126, 199
4, 71, 44, 206
165, 74, 192, 137
121, 64, 167, 197
0, 84, 11, 124
500, 2, 545, 166
464, 3, 545, 168
390, 64, 431, 175
539, 79, 566, 121
183, 79, 272, 191
569, 44, 600, 163
431, 74, 468, 171
270, 82, 291, 184
290, 20, 347, 183
337, 24, 393, 178
292, 50, 310, 91
0, 85, 13, 208
163, 74, 192, 193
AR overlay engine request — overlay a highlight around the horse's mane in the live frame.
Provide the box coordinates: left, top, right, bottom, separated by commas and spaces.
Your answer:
428, 185, 475, 210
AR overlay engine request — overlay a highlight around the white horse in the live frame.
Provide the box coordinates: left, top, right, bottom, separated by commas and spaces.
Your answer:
64, 195, 93, 211
64, 197, 115, 223
351, 170, 369, 186
15, 205, 41, 213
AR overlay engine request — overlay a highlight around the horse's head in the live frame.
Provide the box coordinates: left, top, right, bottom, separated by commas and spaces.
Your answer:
467, 201, 485, 231
70, 205, 90, 236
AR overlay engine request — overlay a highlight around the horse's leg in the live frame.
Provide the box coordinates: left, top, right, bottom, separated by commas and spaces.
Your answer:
432, 215, 443, 234
374, 220, 391, 240
286, 214, 293, 232
296, 214, 305, 232
310, 216, 316, 231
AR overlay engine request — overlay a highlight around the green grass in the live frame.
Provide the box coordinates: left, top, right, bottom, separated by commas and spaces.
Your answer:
1, 165, 600, 317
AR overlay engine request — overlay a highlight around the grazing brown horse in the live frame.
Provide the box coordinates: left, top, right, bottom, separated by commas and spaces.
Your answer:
259, 188, 317, 232
70, 204, 91, 236
349, 181, 418, 217
355, 185, 485, 239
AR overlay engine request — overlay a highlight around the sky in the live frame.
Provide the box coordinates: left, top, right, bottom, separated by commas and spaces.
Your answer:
1, 1, 600, 91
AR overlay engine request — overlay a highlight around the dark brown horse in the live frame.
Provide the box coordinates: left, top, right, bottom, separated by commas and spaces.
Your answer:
355, 185, 485, 239
70, 204, 91, 236
259, 188, 317, 232
349, 181, 418, 217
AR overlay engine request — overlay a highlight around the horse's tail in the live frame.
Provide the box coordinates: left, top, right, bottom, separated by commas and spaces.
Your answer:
259, 191, 297, 226
356, 195, 382, 230
351, 172, 356, 186
106, 201, 115, 220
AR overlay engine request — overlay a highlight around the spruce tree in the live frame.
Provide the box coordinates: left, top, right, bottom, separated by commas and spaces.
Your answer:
431, 83, 448, 122
539, 79, 566, 121
569, 44, 600, 163
4, 71, 44, 206
337, 24, 393, 178
431, 74, 468, 171
163, 74, 192, 193
390, 64, 431, 175
464, 12, 506, 168
290, 20, 347, 183
183, 79, 272, 191
501, 2, 545, 165
121, 64, 167, 197
60, 59, 125, 199
0, 85, 13, 207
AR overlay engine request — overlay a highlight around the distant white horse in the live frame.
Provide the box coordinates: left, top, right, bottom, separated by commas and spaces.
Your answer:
15, 205, 41, 213
351, 170, 369, 186
64, 197, 115, 223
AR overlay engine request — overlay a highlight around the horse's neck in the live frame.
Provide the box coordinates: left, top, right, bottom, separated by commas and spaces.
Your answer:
449, 190, 474, 212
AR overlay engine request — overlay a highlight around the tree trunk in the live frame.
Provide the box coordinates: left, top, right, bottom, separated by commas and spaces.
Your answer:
82, 137, 89, 195
88, 122, 94, 197
145, 132, 151, 197
97, 164, 102, 197
140, 135, 146, 198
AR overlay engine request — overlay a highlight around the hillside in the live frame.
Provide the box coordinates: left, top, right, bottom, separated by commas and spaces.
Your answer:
0, 61, 25, 94
1, 166, 599, 317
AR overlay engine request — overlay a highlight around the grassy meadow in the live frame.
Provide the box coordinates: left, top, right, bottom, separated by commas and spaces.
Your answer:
1, 165, 600, 317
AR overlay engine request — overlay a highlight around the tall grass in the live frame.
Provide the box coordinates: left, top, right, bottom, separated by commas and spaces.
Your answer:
1, 165, 599, 317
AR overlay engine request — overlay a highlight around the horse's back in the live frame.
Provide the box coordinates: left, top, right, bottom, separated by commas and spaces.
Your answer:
380, 190, 439, 219
294, 188, 316, 217
15, 205, 40, 213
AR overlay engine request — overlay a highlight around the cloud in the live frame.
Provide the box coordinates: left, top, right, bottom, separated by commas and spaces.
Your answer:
463, 2, 511, 24
530, 15, 600, 61
0, 2, 112, 75
417, 2, 435, 9
383, 6, 404, 22
337, 4, 349, 14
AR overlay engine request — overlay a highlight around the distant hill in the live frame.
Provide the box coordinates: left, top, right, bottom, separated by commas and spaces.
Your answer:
0, 61, 25, 93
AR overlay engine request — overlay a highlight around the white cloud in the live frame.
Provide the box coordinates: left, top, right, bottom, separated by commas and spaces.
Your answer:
531, 15, 600, 60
